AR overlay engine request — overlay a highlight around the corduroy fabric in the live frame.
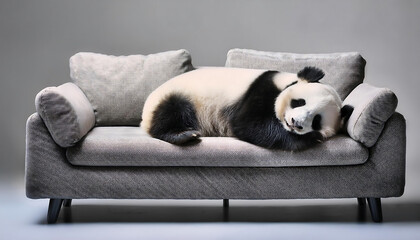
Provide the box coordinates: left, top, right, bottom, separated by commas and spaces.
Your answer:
66, 126, 368, 167
69, 50, 194, 126
225, 49, 366, 100
35, 83, 95, 147
26, 113, 405, 200
343, 83, 398, 147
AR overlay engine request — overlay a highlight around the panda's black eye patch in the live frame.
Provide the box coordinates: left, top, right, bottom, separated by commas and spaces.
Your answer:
290, 99, 306, 109
312, 114, 322, 131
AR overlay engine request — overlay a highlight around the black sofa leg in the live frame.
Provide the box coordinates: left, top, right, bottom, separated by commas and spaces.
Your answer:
223, 199, 229, 221
223, 199, 229, 208
47, 199, 63, 224
367, 198, 383, 223
357, 198, 366, 207
63, 199, 72, 207
357, 198, 367, 221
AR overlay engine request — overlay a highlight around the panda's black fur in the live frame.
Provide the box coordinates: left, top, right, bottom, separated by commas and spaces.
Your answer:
297, 66, 325, 83
223, 70, 324, 150
149, 93, 201, 145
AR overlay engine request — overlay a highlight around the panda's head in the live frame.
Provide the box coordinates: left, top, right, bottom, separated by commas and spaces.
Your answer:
275, 67, 352, 138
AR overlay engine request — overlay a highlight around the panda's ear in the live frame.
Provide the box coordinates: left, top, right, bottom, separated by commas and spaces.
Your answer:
340, 104, 354, 126
297, 66, 325, 83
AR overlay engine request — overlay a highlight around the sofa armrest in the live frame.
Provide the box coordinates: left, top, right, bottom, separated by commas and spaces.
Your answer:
35, 82, 95, 147
343, 83, 398, 147
25, 113, 69, 198
367, 112, 406, 196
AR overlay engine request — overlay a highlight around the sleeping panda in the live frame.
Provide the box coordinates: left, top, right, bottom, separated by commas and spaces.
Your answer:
141, 67, 353, 151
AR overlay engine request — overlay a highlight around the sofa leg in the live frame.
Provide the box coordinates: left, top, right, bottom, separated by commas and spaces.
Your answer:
367, 198, 383, 223
357, 198, 366, 207
357, 198, 367, 221
223, 199, 229, 208
223, 199, 229, 221
47, 199, 63, 224
63, 199, 72, 207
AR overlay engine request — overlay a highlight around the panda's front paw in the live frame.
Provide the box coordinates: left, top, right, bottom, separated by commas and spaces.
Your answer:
171, 130, 201, 145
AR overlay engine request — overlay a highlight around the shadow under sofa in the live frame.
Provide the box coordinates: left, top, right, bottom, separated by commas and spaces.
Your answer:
25, 49, 406, 223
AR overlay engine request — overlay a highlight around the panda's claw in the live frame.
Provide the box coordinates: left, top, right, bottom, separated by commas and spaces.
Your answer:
190, 131, 201, 138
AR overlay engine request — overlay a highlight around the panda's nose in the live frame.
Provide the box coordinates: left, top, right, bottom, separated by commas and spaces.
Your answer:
291, 118, 303, 130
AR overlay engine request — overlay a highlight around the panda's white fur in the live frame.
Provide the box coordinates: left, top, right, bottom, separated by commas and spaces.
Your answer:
141, 66, 350, 150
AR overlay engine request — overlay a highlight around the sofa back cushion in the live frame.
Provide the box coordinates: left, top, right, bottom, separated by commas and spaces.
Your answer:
70, 49, 194, 126
225, 48, 366, 100
343, 83, 398, 147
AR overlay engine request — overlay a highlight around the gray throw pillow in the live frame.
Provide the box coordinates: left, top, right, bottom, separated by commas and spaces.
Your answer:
35, 83, 95, 148
343, 83, 398, 147
70, 49, 194, 126
225, 48, 366, 100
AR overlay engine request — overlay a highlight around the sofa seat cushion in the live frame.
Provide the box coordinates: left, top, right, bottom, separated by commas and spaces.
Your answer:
66, 127, 368, 167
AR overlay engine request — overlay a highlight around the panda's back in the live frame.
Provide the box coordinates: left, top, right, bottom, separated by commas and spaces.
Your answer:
156, 67, 265, 102
141, 67, 266, 135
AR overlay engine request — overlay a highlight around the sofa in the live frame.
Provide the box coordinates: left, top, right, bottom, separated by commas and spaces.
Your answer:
25, 49, 406, 224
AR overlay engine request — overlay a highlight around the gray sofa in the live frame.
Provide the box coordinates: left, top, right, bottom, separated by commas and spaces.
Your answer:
25, 49, 406, 224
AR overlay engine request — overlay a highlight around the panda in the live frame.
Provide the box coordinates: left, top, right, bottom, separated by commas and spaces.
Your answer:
140, 66, 353, 151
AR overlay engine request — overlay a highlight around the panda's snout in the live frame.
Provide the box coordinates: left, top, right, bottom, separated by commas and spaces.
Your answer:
291, 118, 303, 130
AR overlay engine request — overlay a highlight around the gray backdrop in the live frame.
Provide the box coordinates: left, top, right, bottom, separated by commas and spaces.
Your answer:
1, 0, 418, 198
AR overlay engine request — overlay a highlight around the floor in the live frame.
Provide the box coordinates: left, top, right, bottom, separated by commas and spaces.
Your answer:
1, 179, 420, 240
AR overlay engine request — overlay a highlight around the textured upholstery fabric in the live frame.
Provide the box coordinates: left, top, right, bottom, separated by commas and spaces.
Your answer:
225, 49, 366, 100
35, 83, 95, 147
343, 83, 398, 147
66, 127, 368, 167
69, 49, 194, 126
25, 112, 405, 199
